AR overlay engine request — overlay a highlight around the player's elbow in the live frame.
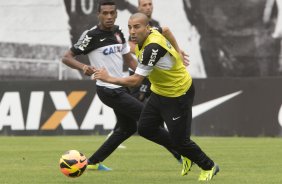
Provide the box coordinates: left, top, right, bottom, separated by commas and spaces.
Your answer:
61, 53, 69, 65
61, 57, 67, 65
62, 50, 74, 64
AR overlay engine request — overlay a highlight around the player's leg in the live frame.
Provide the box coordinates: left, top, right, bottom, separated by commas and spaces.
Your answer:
88, 111, 137, 165
134, 79, 182, 163
138, 93, 181, 162
134, 88, 182, 163
162, 84, 219, 180
87, 86, 143, 170
166, 146, 182, 163
106, 118, 127, 149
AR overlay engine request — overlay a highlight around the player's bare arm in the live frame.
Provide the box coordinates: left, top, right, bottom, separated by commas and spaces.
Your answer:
123, 52, 137, 71
93, 68, 144, 87
162, 26, 181, 52
62, 50, 96, 76
162, 26, 190, 66
128, 40, 136, 54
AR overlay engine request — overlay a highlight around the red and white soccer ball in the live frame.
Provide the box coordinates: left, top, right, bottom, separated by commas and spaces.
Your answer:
59, 150, 88, 178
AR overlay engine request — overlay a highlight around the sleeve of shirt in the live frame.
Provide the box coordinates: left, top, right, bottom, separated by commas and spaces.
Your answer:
135, 43, 167, 77
70, 30, 94, 55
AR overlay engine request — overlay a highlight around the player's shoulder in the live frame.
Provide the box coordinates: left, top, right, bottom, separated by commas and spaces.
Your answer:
112, 25, 126, 43
141, 43, 167, 66
75, 26, 99, 42
84, 25, 104, 36
113, 25, 120, 30
149, 19, 160, 27
144, 43, 164, 51
72, 26, 103, 54
113, 25, 125, 35
85, 25, 125, 37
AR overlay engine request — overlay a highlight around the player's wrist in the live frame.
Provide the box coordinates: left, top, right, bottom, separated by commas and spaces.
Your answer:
82, 65, 88, 74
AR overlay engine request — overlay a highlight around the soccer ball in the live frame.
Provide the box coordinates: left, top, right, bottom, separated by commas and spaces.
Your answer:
59, 150, 88, 178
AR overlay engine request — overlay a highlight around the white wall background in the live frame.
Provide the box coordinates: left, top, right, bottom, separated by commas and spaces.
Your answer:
0, 0, 206, 77
0, 0, 71, 46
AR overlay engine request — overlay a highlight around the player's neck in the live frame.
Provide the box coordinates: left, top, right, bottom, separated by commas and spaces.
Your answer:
98, 23, 113, 31
138, 32, 150, 48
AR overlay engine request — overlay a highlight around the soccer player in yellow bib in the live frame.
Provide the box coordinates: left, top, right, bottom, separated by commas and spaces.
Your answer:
93, 13, 219, 181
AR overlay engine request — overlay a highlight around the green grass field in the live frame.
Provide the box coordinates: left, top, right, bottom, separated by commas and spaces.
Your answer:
0, 136, 281, 184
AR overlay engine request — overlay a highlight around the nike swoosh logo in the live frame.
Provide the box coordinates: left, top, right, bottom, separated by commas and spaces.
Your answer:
172, 116, 181, 120
278, 105, 282, 128
192, 91, 242, 118
100, 38, 106, 42
80, 159, 86, 163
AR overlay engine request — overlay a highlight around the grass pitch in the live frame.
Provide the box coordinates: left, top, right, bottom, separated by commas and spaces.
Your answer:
0, 136, 281, 184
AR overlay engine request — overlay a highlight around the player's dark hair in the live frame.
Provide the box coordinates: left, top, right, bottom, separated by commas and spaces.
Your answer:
98, 0, 116, 12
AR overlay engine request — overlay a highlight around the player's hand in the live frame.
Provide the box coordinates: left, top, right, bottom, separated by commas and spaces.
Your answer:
82, 65, 96, 76
91, 67, 110, 82
180, 50, 190, 66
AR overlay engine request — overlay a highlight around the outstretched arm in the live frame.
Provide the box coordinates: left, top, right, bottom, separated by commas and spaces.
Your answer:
62, 50, 95, 76
92, 68, 144, 87
123, 52, 137, 71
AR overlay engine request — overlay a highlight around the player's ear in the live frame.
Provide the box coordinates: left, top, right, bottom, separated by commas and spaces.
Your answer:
115, 10, 118, 18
